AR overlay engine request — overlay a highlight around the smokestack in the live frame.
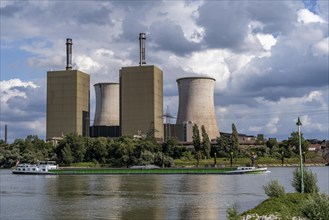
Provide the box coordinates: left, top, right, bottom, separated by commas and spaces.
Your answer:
5, 124, 7, 144
66, 38, 73, 70
139, 33, 146, 66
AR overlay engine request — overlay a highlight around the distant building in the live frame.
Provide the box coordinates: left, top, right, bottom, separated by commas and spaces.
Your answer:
119, 65, 164, 141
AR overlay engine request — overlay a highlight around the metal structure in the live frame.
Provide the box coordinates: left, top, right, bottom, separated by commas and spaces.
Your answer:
66, 38, 73, 70
93, 83, 120, 126
176, 77, 220, 140
139, 33, 146, 66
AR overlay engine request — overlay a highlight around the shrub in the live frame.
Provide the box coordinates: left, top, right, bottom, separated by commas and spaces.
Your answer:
263, 180, 285, 198
302, 194, 329, 220
226, 206, 240, 220
291, 168, 319, 193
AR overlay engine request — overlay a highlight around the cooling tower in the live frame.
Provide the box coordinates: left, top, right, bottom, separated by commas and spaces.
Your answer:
176, 77, 220, 140
93, 83, 119, 126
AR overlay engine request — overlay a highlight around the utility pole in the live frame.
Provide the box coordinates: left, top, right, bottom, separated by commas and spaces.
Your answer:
296, 117, 304, 193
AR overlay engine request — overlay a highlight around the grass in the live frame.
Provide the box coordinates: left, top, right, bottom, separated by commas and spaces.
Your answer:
241, 193, 310, 219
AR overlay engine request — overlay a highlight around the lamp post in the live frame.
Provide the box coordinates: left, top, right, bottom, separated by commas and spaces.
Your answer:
296, 117, 304, 193
214, 152, 217, 165
281, 151, 284, 166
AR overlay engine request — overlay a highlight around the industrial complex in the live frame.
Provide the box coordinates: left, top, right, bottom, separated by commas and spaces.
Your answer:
46, 34, 220, 143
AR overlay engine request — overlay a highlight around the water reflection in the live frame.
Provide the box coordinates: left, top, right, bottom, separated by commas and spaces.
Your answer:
1, 167, 328, 220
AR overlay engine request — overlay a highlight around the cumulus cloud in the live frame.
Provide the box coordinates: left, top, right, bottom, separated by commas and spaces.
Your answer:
1, 78, 39, 103
297, 9, 326, 24
1, 1, 328, 141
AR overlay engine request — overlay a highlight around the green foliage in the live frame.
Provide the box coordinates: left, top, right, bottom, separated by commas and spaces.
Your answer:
242, 193, 307, 219
263, 180, 285, 198
302, 193, 329, 220
226, 206, 240, 220
216, 135, 231, 157
181, 151, 194, 161
288, 131, 309, 155
266, 138, 278, 149
291, 167, 319, 193
231, 123, 239, 154
201, 125, 211, 159
192, 124, 201, 167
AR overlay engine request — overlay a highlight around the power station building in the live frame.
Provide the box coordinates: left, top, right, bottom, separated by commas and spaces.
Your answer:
176, 77, 220, 141
46, 39, 90, 140
119, 65, 164, 141
90, 83, 120, 137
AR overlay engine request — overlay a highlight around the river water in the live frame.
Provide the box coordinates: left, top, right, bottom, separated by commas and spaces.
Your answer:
1, 167, 328, 220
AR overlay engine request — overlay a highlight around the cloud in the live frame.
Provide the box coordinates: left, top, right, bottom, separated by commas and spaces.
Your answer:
265, 117, 280, 134
297, 9, 326, 24
1, 78, 39, 103
1, 1, 328, 142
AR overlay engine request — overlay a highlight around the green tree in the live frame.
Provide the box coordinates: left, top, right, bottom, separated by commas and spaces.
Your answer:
231, 123, 239, 154
291, 168, 319, 193
216, 135, 231, 157
266, 138, 278, 149
192, 124, 201, 167
288, 131, 309, 155
61, 144, 74, 165
201, 125, 211, 159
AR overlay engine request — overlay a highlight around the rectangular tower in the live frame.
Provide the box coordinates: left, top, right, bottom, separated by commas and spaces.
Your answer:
120, 65, 163, 141
46, 70, 90, 140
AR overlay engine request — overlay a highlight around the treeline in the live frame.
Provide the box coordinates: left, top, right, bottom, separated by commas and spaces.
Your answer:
0, 125, 310, 168
0, 134, 189, 168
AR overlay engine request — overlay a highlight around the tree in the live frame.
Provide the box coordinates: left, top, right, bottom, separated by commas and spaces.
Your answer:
266, 138, 278, 149
192, 124, 201, 167
216, 135, 231, 157
291, 168, 319, 193
231, 123, 239, 154
201, 125, 211, 159
288, 131, 309, 155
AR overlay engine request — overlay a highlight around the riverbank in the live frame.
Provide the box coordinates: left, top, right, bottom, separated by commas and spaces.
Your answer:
237, 193, 329, 220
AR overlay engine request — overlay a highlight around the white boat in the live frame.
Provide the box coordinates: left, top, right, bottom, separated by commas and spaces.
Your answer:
12, 161, 58, 175
226, 166, 270, 174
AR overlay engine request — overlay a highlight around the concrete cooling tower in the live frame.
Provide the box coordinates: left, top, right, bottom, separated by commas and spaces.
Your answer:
93, 83, 119, 126
176, 77, 220, 140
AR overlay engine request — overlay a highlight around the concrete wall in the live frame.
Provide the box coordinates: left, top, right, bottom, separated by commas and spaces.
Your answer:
120, 65, 163, 140
176, 77, 220, 140
93, 83, 119, 126
47, 70, 90, 140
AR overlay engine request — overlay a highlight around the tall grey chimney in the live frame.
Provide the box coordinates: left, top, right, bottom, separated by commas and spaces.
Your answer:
139, 33, 146, 66
66, 38, 73, 70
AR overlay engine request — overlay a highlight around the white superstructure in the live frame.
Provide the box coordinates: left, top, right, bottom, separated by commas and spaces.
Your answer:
12, 161, 58, 175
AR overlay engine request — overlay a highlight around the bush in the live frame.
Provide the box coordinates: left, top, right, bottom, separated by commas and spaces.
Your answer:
302, 194, 329, 220
263, 180, 285, 198
291, 168, 319, 193
226, 206, 240, 220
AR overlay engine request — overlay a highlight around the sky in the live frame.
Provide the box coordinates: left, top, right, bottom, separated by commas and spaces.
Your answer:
0, 0, 328, 143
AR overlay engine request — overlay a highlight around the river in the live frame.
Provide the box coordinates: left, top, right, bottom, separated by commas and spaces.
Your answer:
1, 167, 328, 220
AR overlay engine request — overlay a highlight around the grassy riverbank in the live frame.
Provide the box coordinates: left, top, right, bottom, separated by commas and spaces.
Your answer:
237, 193, 329, 220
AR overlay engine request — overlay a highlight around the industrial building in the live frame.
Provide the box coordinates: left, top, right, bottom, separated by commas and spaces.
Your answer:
90, 83, 120, 138
46, 39, 90, 140
176, 77, 220, 141
119, 65, 164, 141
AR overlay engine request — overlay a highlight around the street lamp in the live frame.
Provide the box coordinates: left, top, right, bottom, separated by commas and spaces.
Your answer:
214, 152, 217, 165
281, 151, 284, 166
296, 117, 304, 193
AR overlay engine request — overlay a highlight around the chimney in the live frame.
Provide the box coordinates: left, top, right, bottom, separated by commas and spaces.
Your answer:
66, 38, 73, 70
139, 33, 146, 66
